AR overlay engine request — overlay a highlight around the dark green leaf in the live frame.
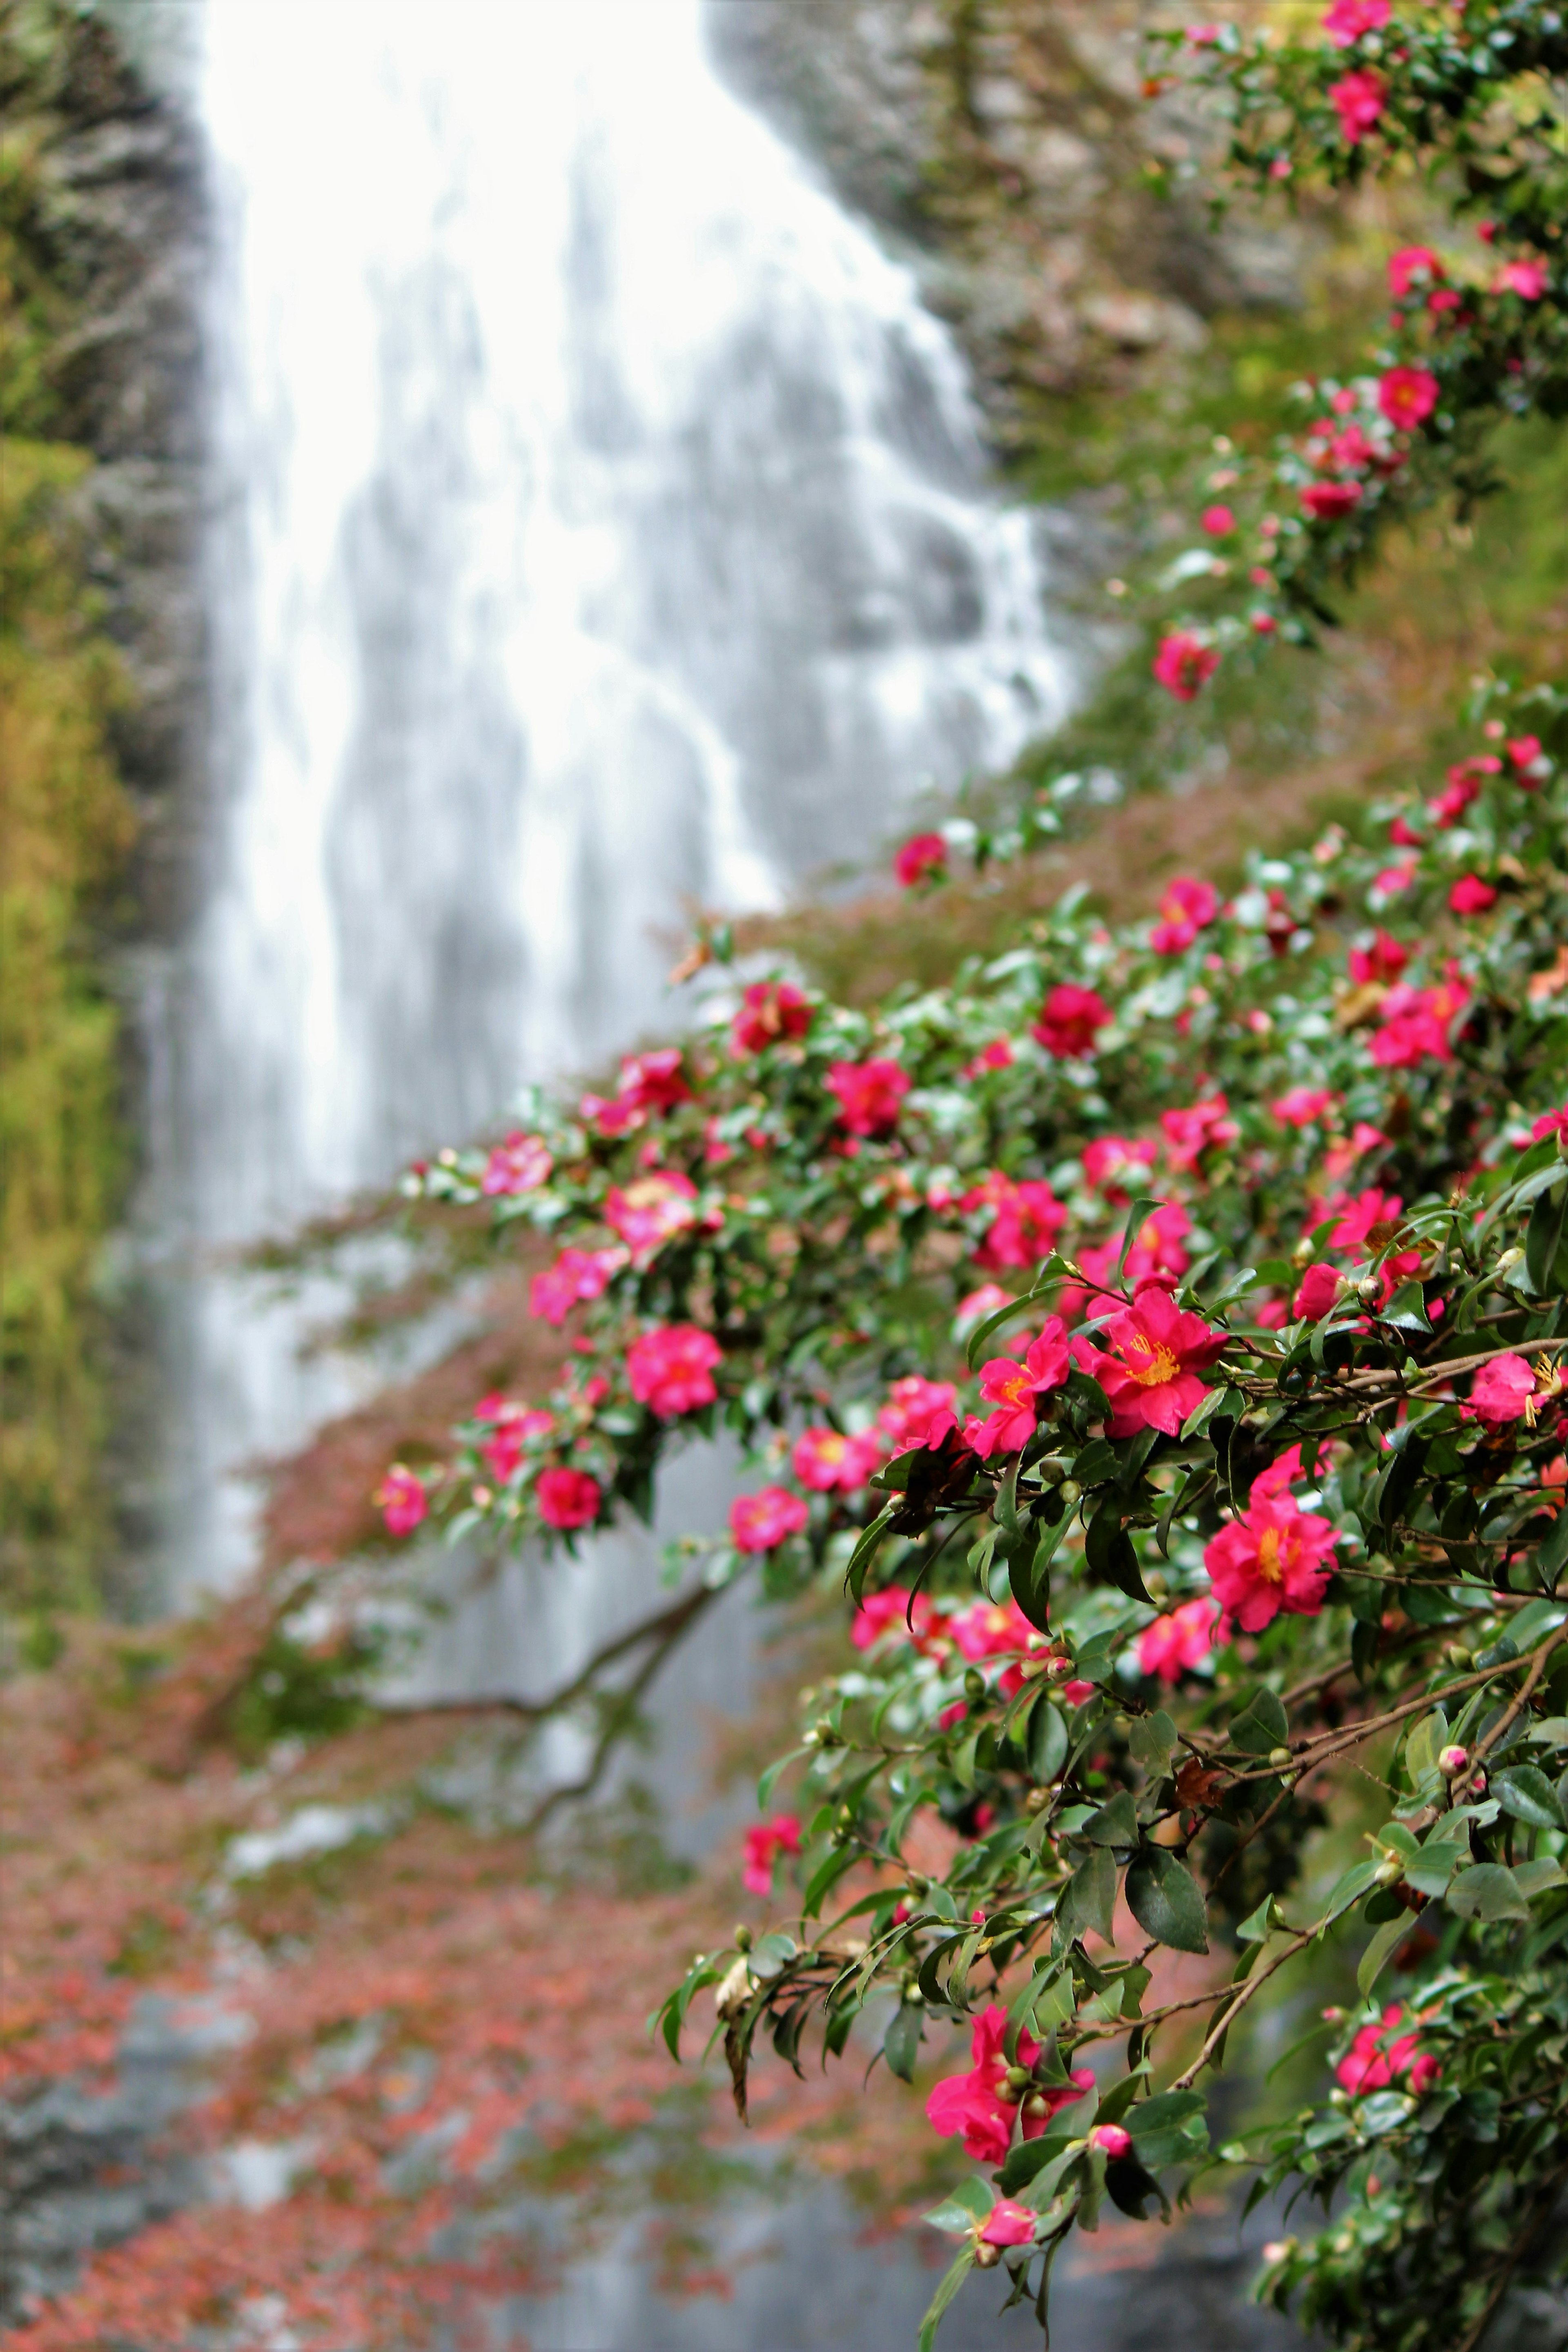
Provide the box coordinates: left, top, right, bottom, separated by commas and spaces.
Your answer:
919, 2246, 978, 2352
1125, 1848, 1209, 1954
1060, 1846, 1117, 1944
1527, 1177, 1568, 1296
1228, 1686, 1289, 1755
1026, 1695, 1068, 1784
1083, 1788, 1139, 1847
1493, 1764, 1566, 1830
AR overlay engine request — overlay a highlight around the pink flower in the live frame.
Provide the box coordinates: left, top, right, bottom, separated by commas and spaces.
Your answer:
1323, 0, 1389, 44
1089, 2123, 1134, 2159
1075, 1286, 1228, 1438
1388, 813, 1425, 848
604, 1171, 701, 1256
626, 1324, 723, 1417
1372, 859, 1417, 898
965, 1174, 1067, 1271
1448, 873, 1497, 915
1388, 245, 1441, 298
481, 1132, 553, 1196
792, 1425, 885, 1492
1330, 67, 1385, 144
1329, 1187, 1402, 1256
1348, 929, 1408, 984
1337, 2005, 1439, 2097
1153, 632, 1220, 702
925, 2005, 1092, 2165
582, 1048, 693, 1136
948, 1599, 1037, 1667
877, 1376, 959, 1452
376, 1464, 428, 1537
1531, 1105, 1568, 1144
851, 1589, 944, 1653
979, 2201, 1038, 2249
530, 1245, 626, 1327
1185, 23, 1223, 44
826, 1058, 910, 1138
1083, 1135, 1158, 1205
963, 1036, 1015, 1077
731, 980, 813, 1054
1273, 1085, 1338, 1129
894, 832, 947, 889
1507, 735, 1544, 781
1370, 971, 1470, 1067
1124, 1200, 1192, 1288
473, 1397, 554, 1481
1033, 983, 1111, 1059
1200, 504, 1235, 536
1377, 367, 1439, 431
1463, 1355, 1543, 1428
1060, 1679, 1097, 1707
969, 1320, 1071, 1457
1150, 876, 1218, 954
1301, 479, 1365, 520
1205, 1477, 1337, 1634
1496, 258, 1548, 300
742, 1814, 802, 1896
1161, 1092, 1238, 1169
536, 1466, 601, 1530
730, 1486, 810, 1554
1293, 1262, 1345, 1322
1138, 1595, 1221, 1682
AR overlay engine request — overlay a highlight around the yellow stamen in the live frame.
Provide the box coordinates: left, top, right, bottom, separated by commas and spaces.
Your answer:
1123, 1336, 1180, 1388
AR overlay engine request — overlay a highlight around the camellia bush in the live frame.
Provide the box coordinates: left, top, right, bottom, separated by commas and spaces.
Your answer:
370, 11, 1568, 2350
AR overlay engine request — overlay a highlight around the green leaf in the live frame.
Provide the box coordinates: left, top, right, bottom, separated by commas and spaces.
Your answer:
884, 2003, 924, 2084
1083, 1788, 1139, 1847
923, 2179, 993, 2234
1125, 1848, 1209, 1954
1447, 1862, 1531, 1922
1492, 1764, 1567, 1830
1026, 1695, 1068, 1784
1060, 1846, 1117, 1944
1014, 1512, 1070, 1633
1526, 1176, 1568, 1296
844, 1501, 896, 1605
1357, 1913, 1412, 1998
1118, 1195, 1167, 1280
1316, 1859, 1379, 1933
919, 2246, 978, 2352
1128, 2089, 1209, 2169
1128, 1711, 1177, 1773
757, 1745, 810, 1813
1228, 1686, 1289, 1756
1085, 1493, 1150, 1603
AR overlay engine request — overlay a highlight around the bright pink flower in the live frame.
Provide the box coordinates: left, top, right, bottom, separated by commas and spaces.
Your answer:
851, 1589, 945, 1653
1060, 1678, 1097, 1707
1273, 1085, 1338, 1129
1301, 479, 1365, 519
1330, 67, 1385, 144
1337, 2005, 1439, 2097
826, 1058, 910, 1138
604, 1171, 700, 1256
1348, 929, 1408, 984
582, 1048, 693, 1136
1138, 1596, 1221, 1683
1448, 873, 1497, 915
1293, 1262, 1345, 1322
965, 1174, 1067, 1271
473, 1397, 554, 1481
731, 980, 813, 1054
1388, 245, 1441, 298
1161, 1092, 1238, 1169
743, 1814, 802, 1896
1496, 258, 1548, 300
962, 1036, 1015, 1077
1075, 1286, 1228, 1439
895, 832, 948, 889
980, 2201, 1038, 2248
1153, 632, 1220, 702
1507, 735, 1544, 780
1531, 1104, 1568, 1144
969, 1320, 1071, 1457
878, 1376, 959, 1451
1083, 1134, 1158, 1205
1185, 22, 1223, 43
1388, 813, 1425, 848
1124, 1200, 1192, 1287
1372, 859, 1417, 897
792, 1425, 885, 1493
1205, 1476, 1337, 1634
1377, 366, 1439, 431
376, 1464, 428, 1537
1089, 2122, 1134, 2159
626, 1324, 723, 1417
1200, 504, 1235, 536
536, 1466, 601, 1530
1150, 875, 1219, 953
1034, 983, 1111, 1059
481, 1132, 553, 1196
1370, 971, 1470, 1067
530, 1245, 626, 1327
948, 1599, 1037, 1666
957, 1283, 1013, 1335
1463, 1355, 1542, 1428
1330, 1187, 1403, 1257
730, 1486, 810, 1553
1327, 421, 1377, 472
925, 2005, 1092, 2165
1323, 0, 1389, 45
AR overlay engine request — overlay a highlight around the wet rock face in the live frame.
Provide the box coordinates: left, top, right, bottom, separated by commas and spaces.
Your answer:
703, 0, 1300, 428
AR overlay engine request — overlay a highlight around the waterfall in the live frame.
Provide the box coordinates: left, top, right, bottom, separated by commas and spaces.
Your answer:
161, 0, 1071, 1603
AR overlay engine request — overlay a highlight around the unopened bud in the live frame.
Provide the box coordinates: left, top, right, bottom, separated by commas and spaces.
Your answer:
1059, 1480, 1082, 1507
1268, 1745, 1292, 1770
1321, 2006, 1345, 2025
1046, 1655, 1073, 1680
1470, 1769, 1489, 1797
1496, 1247, 1524, 1274
975, 2241, 1001, 2269
1438, 1744, 1468, 1776
1445, 1642, 1472, 1668
1356, 1276, 1383, 1309
1374, 1857, 1403, 1886
964, 1669, 987, 1703
1025, 1786, 1051, 1814
1089, 2123, 1132, 2159
734, 1924, 753, 1952
1004, 2065, 1031, 2095
1023, 2091, 1050, 2119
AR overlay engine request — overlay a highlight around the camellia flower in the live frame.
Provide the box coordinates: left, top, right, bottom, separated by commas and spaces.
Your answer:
582, 1047, 693, 1136
1200, 503, 1235, 536
473, 1396, 555, 1482
948, 1599, 1038, 1666
1033, 983, 1111, 1059
731, 1486, 811, 1553
1123, 1200, 1192, 1287
1138, 1595, 1220, 1682
1152, 631, 1220, 702
1348, 929, 1408, 985
851, 1588, 947, 1653
626, 1324, 723, 1417
1205, 1459, 1337, 1632
979, 2201, 1038, 2249
604, 1171, 700, 1256
481, 1131, 552, 1196
1329, 1187, 1402, 1256
1161, 1092, 1238, 1169
964, 1173, 1067, 1271
792, 1425, 885, 1492
1301, 479, 1364, 520
925, 2005, 1093, 2164
1323, 0, 1389, 44
1448, 873, 1497, 916
1388, 245, 1441, 298
1293, 1261, 1345, 1322
894, 832, 947, 889
825, 1058, 910, 1138
1388, 812, 1425, 848
731, 979, 812, 1054
962, 1036, 1014, 1078
1150, 875, 1218, 953
530, 1244, 626, 1327
1372, 858, 1417, 898
376, 1464, 428, 1537
968, 1320, 1071, 1457
742, 1814, 802, 1896
1336, 2005, 1439, 2097
878, 1375, 959, 1452
1330, 67, 1385, 144
1531, 1103, 1568, 1144
1083, 1134, 1158, 1204
1377, 366, 1439, 431
1495, 258, 1548, 301
1463, 1354, 1550, 1429
1088, 2122, 1134, 2159
1273, 1085, 1338, 1130
1507, 734, 1546, 784
535, 1466, 601, 1530
1370, 971, 1470, 1067
1075, 1285, 1228, 1438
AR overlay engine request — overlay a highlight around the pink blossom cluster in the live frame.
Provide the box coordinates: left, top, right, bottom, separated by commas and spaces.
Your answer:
926, 2005, 1093, 2164
1205, 1446, 1337, 1633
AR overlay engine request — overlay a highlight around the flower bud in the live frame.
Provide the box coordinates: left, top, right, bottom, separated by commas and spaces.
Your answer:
1004, 2065, 1031, 2095
1268, 1745, 1293, 1770
1438, 1744, 1468, 1776
733, 1925, 753, 1952
1059, 1479, 1082, 1506
1089, 2123, 1132, 2159
1046, 1655, 1073, 1680
1023, 2091, 1050, 2119
975, 2241, 1001, 2269
1025, 1786, 1051, 1813
1496, 1247, 1524, 1274
964, 1668, 987, 1703
1469, 1769, 1489, 1797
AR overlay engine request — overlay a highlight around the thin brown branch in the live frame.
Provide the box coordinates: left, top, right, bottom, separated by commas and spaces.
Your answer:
372, 1582, 717, 1728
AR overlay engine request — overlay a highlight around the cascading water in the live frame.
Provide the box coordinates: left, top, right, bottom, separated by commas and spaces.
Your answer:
160, 0, 1071, 1612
